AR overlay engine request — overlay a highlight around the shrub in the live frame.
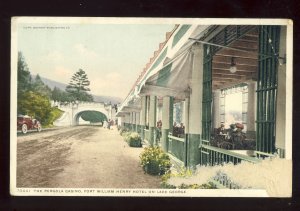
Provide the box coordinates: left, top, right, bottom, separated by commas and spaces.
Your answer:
161, 167, 217, 189
122, 132, 131, 142
119, 128, 129, 136
18, 91, 52, 125
126, 132, 142, 147
120, 131, 142, 147
140, 146, 171, 175
177, 182, 217, 189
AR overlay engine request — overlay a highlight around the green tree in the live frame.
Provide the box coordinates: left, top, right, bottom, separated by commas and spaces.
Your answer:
16, 52, 63, 126
52, 86, 63, 101
17, 52, 32, 94
52, 86, 72, 102
18, 91, 52, 125
66, 69, 93, 102
32, 74, 52, 99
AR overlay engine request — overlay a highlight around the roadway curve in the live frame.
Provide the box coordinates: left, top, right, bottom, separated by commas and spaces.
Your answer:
16, 126, 161, 188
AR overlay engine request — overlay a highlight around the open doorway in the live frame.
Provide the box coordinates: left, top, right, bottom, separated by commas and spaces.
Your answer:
209, 26, 259, 151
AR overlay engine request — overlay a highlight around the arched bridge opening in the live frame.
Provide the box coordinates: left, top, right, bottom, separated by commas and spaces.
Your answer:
74, 110, 108, 126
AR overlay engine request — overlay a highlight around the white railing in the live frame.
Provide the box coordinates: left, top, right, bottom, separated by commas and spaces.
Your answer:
52, 101, 108, 109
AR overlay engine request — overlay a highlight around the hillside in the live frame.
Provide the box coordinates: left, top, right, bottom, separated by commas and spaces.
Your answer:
32, 74, 123, 104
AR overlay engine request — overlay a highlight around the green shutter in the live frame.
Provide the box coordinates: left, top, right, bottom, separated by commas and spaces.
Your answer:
256, 26, 280, 154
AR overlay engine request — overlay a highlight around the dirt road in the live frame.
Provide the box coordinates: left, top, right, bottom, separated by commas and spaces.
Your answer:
16, 126, 161, 188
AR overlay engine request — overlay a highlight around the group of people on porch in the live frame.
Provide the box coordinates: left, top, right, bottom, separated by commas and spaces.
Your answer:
155, 120, 186, 140
212, 122, 255, 150
172, 122, 185, 137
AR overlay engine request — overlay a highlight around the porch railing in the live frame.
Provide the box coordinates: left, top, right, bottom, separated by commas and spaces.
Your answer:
199, 144, 260, 166
254, 150, 276, 159
123, 123, 130, 130
168, 134, 185, 162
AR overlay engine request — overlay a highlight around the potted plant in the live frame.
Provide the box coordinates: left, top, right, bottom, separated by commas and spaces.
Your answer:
140, 146, 171, 175
126, 132, 142, 147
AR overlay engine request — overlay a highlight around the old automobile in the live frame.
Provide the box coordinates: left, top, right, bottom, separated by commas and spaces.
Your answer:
17, 114, 42, 134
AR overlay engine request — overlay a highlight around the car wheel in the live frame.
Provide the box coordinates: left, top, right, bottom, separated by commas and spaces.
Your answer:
21, 124, 28, 134
37, 124, 42, 132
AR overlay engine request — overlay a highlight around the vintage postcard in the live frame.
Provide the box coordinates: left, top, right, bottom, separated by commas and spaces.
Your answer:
10, 17, 293, 197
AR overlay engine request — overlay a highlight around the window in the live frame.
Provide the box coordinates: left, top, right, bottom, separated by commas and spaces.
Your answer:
220, 84, 248, 131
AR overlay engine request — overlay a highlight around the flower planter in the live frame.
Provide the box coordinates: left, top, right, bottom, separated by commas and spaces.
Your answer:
129, 139, 142, 147
143, 161, 164, 175
140, 146, 171, 176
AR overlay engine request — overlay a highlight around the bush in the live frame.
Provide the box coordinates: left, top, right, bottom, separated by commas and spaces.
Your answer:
177, 182, 217, 189
18, 91, 52, 125
161, 167, 217, 189
119, 128, 129, 136
161, 167, 192, 188
140, 146, 171, 175
122, 131, 131, 141
126, 132, 142, 147
44, 107, 64, 127
120, 130, 142, 147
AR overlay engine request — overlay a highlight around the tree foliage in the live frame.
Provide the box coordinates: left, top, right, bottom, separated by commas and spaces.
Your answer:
32, 74, 52, 99
17, 52, 32, 95
52, 86, 72, 102
17, 52, 62, 126
66, 69, 93, 102
18, 91, 52, 124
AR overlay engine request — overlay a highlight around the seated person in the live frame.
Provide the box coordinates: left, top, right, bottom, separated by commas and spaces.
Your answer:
177, 123, 185, 137
216, 124, 226, 134
172, 122, 178, 136
179, 123, 185, 134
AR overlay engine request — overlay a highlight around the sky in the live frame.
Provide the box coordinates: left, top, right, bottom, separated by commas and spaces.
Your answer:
17, 23, 175, 100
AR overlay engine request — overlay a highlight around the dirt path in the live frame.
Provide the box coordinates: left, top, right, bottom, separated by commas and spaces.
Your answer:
17, 126, 161, 188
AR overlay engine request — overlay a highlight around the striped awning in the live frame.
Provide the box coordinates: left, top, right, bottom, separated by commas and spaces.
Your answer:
139, 50, 193, 99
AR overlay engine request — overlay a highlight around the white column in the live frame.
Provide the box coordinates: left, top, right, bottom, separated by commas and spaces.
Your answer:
213, 90, 221, 129
156, 104, 162, 122
148, 95, 157, 146
187, 43, 204, 167
119, 116, 124, 126
275, 26, 287, 157
140, 96, 146, 126
149, 96, 157, 128
140, 96, 147, 140
162, 97, 173, 130
162, 96, 173, 151
134, 112, 137, 125
131, 112, 134, 124
189, 43, 203, 134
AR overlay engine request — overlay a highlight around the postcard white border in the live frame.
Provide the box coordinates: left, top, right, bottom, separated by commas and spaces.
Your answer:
10, 17, 293, 197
